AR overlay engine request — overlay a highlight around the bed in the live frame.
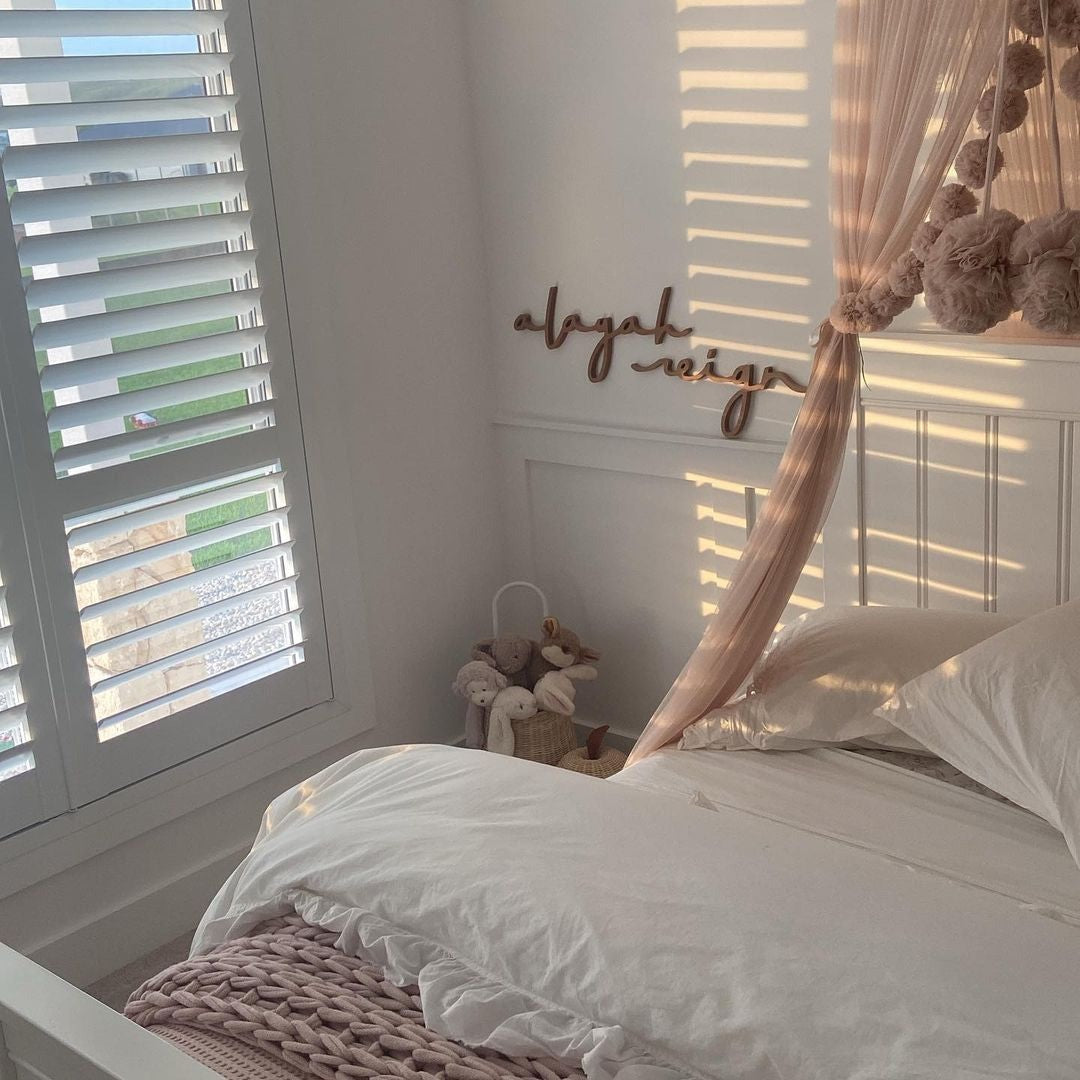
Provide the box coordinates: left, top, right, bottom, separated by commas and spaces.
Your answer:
132, 740, 1076, 1080
5, 600, 1080, 1080
4, 741, 1079, 1079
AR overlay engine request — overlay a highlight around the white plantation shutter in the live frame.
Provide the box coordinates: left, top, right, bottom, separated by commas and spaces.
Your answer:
0, 397, 68, 837
0, 0, 331, 827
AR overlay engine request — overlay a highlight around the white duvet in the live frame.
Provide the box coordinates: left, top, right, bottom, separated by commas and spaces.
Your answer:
195, 744, 1080, 1080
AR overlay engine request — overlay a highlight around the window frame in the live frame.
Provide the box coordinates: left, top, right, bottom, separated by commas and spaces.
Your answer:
0, 0, 335, 819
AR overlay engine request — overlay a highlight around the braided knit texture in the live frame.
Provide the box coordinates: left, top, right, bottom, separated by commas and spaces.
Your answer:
126, 914, 585, 1080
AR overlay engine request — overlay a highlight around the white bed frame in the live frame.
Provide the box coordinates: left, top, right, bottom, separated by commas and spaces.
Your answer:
0, 943, 217, 1080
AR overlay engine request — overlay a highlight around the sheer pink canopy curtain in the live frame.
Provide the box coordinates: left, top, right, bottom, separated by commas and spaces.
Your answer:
628, 0, 1007, 766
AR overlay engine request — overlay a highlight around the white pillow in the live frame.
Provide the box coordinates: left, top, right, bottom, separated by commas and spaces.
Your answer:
876, 599, 1080, 866
681, 606, 1017, 753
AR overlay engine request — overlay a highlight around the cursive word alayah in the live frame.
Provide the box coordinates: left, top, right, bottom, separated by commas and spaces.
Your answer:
513, 285, 691, 383
512, 285, 807, 438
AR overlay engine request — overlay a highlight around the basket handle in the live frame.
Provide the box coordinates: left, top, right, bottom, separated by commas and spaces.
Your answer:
492, 581, 549, 637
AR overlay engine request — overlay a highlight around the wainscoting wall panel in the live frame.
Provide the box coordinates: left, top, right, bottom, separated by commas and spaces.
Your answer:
495, 420, 823, 736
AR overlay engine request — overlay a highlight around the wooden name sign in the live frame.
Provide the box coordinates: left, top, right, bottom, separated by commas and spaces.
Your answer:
513, 285, 807, 438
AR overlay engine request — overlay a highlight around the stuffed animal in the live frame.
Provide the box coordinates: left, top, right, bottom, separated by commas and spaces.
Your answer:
533, 663, 597, 716
472, 634, 535, 687
452, 659, 509, 749
485, 685, 538, 756
527, 616, 600, 686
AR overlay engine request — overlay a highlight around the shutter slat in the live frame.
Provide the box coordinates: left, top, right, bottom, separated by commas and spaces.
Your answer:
0, 9, 226, 37
85, 574, 297, 661
0, 625, 12, 654
79, 541, 295, 623
0, 663, 20, 696
48, 361, 271, 433
0, 703, 27, 731
0, 52, 231, 85
73, 506, 287, 585
19, 210, 251, 268
3, 130, 241, 181
68, 471, 282, 547
96, 645, 303, 739
40, 326, 265, 392
34, 285, 261, 350
93, 610, 301, 697
27, 250, 256, 310
0, 744, 33, 770
13, 171, 246, 227
53, 400, 274, 472
1, 96, 237, 133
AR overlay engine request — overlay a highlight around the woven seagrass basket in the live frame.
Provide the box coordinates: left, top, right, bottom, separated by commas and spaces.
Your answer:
511, 710, 577, 765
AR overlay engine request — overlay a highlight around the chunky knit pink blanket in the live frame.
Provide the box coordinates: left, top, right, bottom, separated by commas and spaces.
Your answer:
126, 915, 584, 1080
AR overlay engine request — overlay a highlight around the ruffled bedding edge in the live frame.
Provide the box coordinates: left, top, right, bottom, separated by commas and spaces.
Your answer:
196, 887, 697, 1080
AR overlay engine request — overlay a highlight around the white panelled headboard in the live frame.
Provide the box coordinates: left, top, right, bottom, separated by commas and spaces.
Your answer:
826, 334, 1080, 617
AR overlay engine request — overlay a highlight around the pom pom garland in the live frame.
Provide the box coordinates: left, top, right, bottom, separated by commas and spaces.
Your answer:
868, 280, 914, 319
955, 138, 1005, 189
929, 183, 978, 227
828, 290, 892, 334
1002, 39, 1045, 91
1049, 0, 1080, 45
1009, 209, 1080, 333
911, 222, 942, 263
1012, 0, 1046, 35
923, 210, 1022, 334
887, 251, 924, 299
1061, 51, 1080, 101
975, 85, 1029, 134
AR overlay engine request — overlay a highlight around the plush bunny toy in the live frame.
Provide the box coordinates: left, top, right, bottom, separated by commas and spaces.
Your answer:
485, 685, 538, 756
533, 664, 597, 716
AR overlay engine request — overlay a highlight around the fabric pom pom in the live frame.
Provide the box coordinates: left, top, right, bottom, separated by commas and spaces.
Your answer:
869, 280, 913, 319
1012, 0, 1045, 35
1003, 40, 1045, 91
975, 85, 1029, 135
1009, 209, 1080, 333
887, 251, 924, 299
1049, 0, 1080, 44
929, 183, 978, 228
829, 290, 891, 334
1061, 51, 1080, 102
829, 291, 863, 334
911, 222, 941, 263
955, 138, 1004, 189
923, 210, 1021, 334
928, 209, 1022, 274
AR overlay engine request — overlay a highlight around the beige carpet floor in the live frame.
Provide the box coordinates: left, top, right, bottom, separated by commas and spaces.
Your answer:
85, 929, 195, 1011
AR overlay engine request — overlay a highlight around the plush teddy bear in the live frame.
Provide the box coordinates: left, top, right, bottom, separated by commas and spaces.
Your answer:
472, 634, 535, 687
452, 659, 509, 749
485, 685, 538, 756
526, 616, 600, 686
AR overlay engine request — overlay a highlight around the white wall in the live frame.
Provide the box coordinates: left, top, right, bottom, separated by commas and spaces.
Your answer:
0, 0, 502, 985
252, 0, 502, 744
463, 0, 1080, 742
464, 0, 835, 735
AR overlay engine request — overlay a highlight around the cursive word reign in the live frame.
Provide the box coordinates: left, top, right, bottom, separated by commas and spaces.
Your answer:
630, 356, 807, 438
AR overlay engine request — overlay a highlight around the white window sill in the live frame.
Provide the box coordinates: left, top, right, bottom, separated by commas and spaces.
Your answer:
0, 694, 372, 900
